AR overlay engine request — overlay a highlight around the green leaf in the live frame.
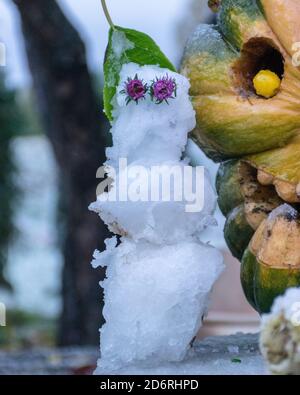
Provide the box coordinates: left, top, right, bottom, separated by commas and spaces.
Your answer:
103, 26, 176, 121
231, 358, 242, 364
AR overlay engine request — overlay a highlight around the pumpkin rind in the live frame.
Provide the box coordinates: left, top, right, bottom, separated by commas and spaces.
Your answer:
224, 205, 254, 260
241, 205, 300, 313
181, 0, 300, 162
241, 249, 300, 314
182, 0, 300, 314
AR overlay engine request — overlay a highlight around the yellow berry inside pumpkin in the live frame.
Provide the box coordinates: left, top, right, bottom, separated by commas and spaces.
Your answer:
253, 70, 281, 98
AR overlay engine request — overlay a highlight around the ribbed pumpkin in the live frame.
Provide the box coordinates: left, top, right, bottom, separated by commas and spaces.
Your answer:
181, 0, 300, 313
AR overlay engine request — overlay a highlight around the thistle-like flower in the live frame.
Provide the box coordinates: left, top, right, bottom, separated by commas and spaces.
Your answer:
120, 74, 148, 105
150, 75, 177, 104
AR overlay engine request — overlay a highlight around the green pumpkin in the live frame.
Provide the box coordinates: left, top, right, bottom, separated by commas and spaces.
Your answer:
241, 207, 300, 313
224, 205, 254, 261
181, 0, 300, 199
217, 160, 283, 259
181, 0, 300, 312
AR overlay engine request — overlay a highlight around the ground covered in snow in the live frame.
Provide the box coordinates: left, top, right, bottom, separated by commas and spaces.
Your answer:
0, 334, 266, 375
96, 333, 266, 375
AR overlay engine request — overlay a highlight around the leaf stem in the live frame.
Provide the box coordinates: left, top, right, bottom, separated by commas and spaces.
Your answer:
101, 0, 115, 29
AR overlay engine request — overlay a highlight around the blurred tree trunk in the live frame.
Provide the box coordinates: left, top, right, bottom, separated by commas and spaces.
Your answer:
12, 0, 110, 345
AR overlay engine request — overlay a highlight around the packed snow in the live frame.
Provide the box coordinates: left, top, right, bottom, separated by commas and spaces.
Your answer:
260, 288, 300, 375
90, 160, 217, 244
96, 333, 266, 375
106, 64, 196, 167
90, 63, 224, 372
111, 31, 134, 61
268, 203, 298, 222
92, 238, 223, 371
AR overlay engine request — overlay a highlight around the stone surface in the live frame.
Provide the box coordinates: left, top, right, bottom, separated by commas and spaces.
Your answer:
0, 347, 98, 375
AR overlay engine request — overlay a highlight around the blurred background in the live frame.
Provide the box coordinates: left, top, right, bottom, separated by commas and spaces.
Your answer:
0, 0, 259, 357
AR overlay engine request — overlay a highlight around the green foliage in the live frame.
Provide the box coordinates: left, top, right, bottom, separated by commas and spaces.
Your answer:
0, 72, 21, 289
0, 309, 56, 349
103, 26, 176, 121
231, 357, 242, 363
18, 91, 44, 136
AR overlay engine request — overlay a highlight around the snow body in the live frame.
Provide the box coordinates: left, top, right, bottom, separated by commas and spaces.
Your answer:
90, 63, 224, 372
